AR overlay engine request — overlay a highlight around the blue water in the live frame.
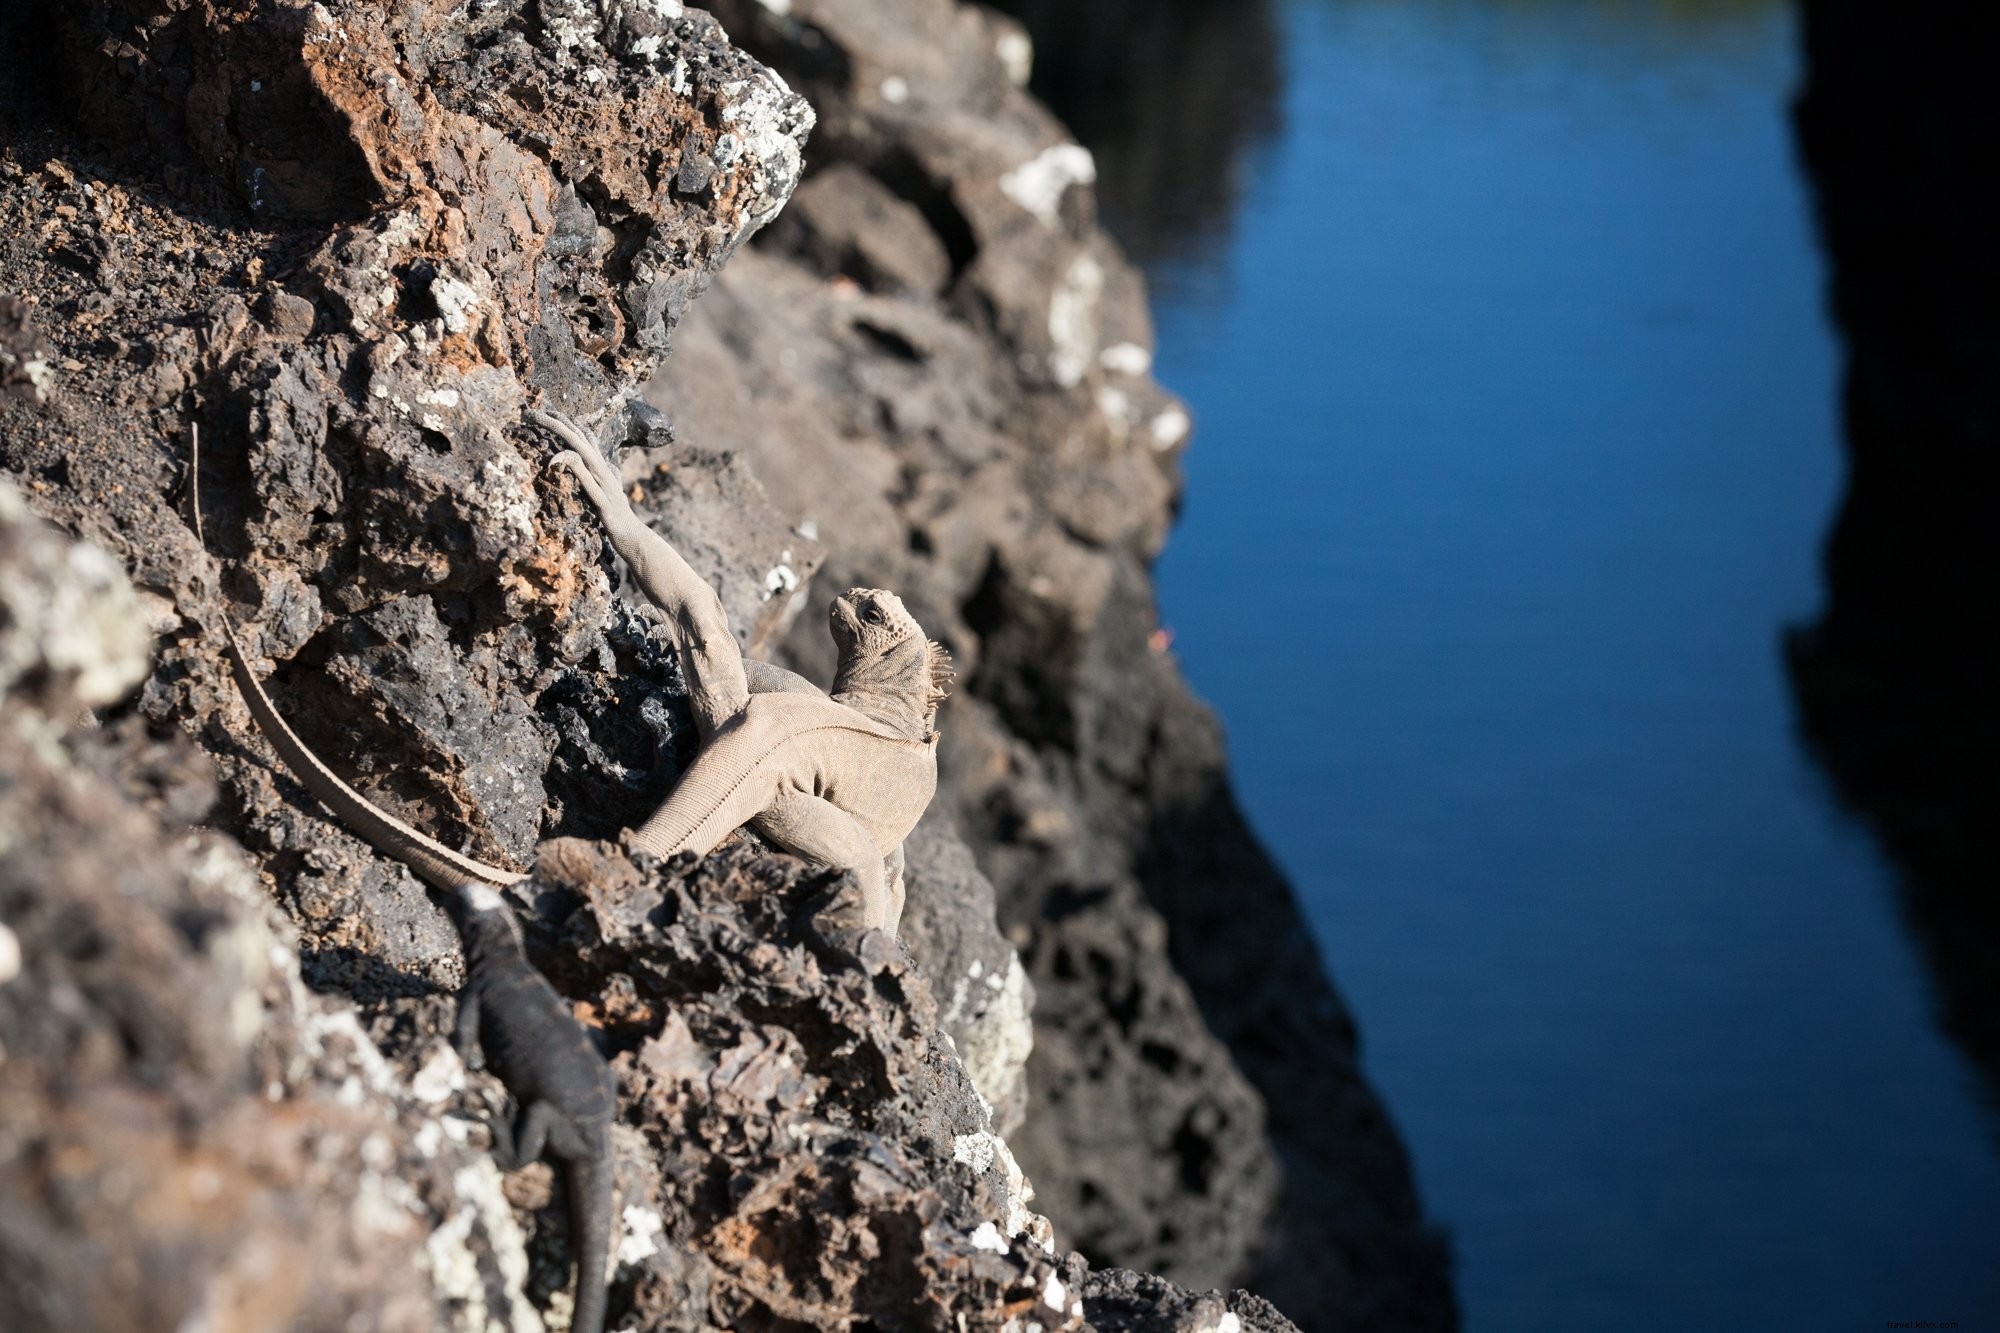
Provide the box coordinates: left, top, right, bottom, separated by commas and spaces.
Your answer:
1147, 3, 2000, 1328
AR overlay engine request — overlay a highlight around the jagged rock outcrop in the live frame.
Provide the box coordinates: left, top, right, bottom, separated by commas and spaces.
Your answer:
656, 2, 1455, 1325
0, 0, 1447, 1328
4, 478, 1297, 1331
1788, 1, 2000, 1096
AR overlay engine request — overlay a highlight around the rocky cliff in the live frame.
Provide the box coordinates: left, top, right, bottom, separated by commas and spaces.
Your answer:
0, 2, 1449, 1329
1789, 1, 2000, 1097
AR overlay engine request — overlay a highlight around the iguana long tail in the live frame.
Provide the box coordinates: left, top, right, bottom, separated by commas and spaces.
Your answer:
222, 628, 525, 891
190, 423, 522, 891
568, 1125, 614, 1333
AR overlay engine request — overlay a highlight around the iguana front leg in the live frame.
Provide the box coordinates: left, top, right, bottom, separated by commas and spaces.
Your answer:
453, 988, 484, 1070
756, 790, 893, 932
490, 1098, 559, 1171
531, 408, 749, 738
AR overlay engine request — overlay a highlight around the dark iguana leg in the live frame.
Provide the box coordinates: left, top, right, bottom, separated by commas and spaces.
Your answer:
533, 409, 749, 738
493, 1099, 557, 1172
755, 791, 891, 932
452, 988, 484, 1070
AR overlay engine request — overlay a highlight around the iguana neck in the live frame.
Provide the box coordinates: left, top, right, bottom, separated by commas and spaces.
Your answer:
456, 903, 525, 972
831, 634, 933, 742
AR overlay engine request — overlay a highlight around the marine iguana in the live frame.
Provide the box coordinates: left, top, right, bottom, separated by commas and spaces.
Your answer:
190, 429, 616, 1333
531, 407, 950, 936
204, 406, 949, 936
447, 880, 618, 1333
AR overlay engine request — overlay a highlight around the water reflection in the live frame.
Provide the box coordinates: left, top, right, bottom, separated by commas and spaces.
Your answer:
1004, 0, 2000, 1327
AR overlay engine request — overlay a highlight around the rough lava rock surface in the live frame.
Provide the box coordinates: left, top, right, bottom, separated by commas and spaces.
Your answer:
655, 2, 1455, 1326
0, 0, 1444, 1329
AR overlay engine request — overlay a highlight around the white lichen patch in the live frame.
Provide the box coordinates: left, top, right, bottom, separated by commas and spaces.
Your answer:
414, 1121, 445, 1159
1149, 405, 1191, 451
1042, 1273, 1066, 1313
300, 1005, 400, 1105
539, 0, 601, 52
179, 841, 276, 1049
618, 1204, 665, 1265
718, 69, 815, 229
424, 1162, 541, 1333
0, 922, 19, 986
0, 480, 153, 712
996, 28, 1033, 86
1099, 341, 1151, 377
999, 143, 1096, 227
1046, 253, 1103, 389
942, 950, 1033, 1121
761, 560, 798, 601
952, 1131, 1002, 1174
353, 1161, 425, 1240
431, 277, 482, 336
411, 1043, 469, 1104
968, 1221, 1007, 1254
473, 445, 539, 550
14, 349, 54, 401
1096, 387, 1132, 440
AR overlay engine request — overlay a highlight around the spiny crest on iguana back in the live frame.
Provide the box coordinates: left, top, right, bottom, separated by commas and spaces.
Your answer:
828, 587, 953, 744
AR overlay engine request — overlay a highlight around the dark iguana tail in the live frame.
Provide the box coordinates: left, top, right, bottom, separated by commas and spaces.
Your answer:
568, 1126, 614, 1333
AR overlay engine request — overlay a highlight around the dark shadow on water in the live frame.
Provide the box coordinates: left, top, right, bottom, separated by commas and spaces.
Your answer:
1787, 0, 2000, 1108
1137, 763, 1460, 1329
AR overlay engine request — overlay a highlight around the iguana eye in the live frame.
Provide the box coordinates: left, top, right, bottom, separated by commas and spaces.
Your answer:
864, 605, 885, 624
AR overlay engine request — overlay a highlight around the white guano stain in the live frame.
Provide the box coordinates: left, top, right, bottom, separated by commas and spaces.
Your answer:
1099, 341, 1151, 376
1046, 253, 1103, 389
619, 1205, 666, 1265
996, 29, 1033, 86
431, 277, 482, 335
999, 143, 1096, 226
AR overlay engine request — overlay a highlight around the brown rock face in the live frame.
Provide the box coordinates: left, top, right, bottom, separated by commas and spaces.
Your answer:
0, 0, 1446, 1328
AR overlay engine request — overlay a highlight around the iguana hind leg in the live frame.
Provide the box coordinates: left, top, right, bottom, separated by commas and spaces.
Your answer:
883, 843, 907, 937
534, 408, 748, 737
755, 791, 891, 931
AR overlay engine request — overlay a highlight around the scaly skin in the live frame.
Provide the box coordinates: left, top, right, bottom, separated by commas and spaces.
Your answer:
450, 884, 617, 1333
193, 430, 611, 1330
199, 406, 947, 936
531, 407, 949, 935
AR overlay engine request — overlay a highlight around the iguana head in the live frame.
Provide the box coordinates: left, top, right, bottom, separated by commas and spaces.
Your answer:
829, 587, 953, 742
444, 881, 525, 960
